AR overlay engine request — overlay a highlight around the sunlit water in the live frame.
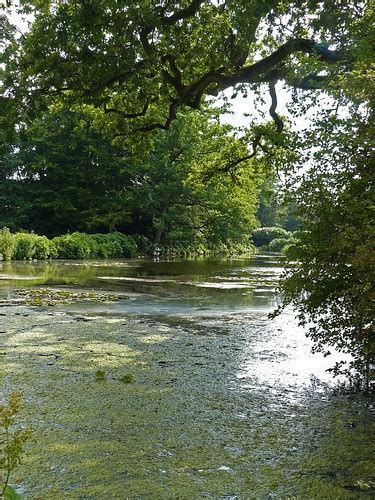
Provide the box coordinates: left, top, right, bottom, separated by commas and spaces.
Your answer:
0, 255, 349, 384
0, 255, 373, 497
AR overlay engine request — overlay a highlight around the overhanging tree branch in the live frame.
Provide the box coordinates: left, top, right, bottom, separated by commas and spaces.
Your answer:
161, 0, 205, 26
132, 99, 180, 133
208, 38, 342, 95
104, 103, 149, 119
140, 0, 205, 50
155, 38, 342, 129
202, 134, 264, 181
268, 80, 284, 133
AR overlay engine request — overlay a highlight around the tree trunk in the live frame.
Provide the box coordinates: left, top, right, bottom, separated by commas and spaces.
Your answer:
153, 205, 168, 244
153, 223, 164, 245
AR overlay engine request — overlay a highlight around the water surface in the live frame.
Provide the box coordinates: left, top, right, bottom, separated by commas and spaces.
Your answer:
0, 255, 373, 498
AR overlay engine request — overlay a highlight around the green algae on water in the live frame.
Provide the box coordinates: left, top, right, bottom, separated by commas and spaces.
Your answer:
14, 288, 129, 306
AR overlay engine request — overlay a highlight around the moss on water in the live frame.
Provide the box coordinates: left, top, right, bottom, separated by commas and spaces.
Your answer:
13, 287, 128, 306
1, 304, 374, 498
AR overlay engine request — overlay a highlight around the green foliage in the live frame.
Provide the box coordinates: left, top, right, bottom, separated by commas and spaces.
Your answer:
252, 227, 292, 248
90, 233, 137, 258
0, 109, 131, 237
268, 237, 296, 253
128, 112, 259, 247
275, 106, 375, 380
32, 235, 56, 259
13, 233, 35, 260
52, 232, 93, 259
95, 370, 106, 382
277, 168, 374, 377
0, 392, 31, 497
2, 485, 20, 500
52, 232, 137, 259
0, 228, 15, 261
13, 233, 56, 260
120, 374, 134, 384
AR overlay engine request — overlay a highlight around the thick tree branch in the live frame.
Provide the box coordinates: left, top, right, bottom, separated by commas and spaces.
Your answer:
111, 38, 343, 134
268, 81, 284, 133
161, 55, 186, 94
161, 0, 205, 26
139, 29, 154, 56
202, 134, 264, 181
209, 38, 342, 95
104, 103, 149, 119
133, 99, 179, 133
96, 60, 148, 91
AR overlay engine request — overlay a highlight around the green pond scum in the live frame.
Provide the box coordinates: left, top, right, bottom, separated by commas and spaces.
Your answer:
0, 258, 374, 498
13, 288, 129, 307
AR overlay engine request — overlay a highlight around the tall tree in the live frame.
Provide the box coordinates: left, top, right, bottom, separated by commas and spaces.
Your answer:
120, 111, 260, 245
2, 108, 132, 236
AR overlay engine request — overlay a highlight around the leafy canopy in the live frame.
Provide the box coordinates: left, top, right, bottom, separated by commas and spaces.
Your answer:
2, 1, 370, 150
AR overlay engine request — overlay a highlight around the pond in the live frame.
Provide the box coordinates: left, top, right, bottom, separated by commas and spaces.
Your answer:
0, 256, 373, 498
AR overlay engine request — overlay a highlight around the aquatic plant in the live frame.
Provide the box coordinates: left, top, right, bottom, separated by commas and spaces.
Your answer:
0, 392, 31, 499
15, 288, 129, 307
95, 370, 106, 382
120, 373, 134, 384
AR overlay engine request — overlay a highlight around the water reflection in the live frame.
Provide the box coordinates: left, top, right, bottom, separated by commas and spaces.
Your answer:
0, 255, 282, 312
234, 311, 350, 396
0, 255, 356, 386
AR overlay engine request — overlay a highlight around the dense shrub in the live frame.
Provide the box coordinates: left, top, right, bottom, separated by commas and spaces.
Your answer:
252, 227, 291, 247
90, 234, 121, 258
105, 232, 137, 258
14, 233, 36, 260
52, 232, 138, 259
90, 233, 137, 258
52, 232, 94, 259
268, 237, 295, 252
33, 235, 57, 259
14, 233, 56, 259
1, 229, 253, 260
0, 227, 16, 260
1, 230, 138, 260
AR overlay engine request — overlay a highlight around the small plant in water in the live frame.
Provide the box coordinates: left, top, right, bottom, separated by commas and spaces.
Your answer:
95, 370, 106, 382
0, 392, 31, 499
120, 373, 134, 384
